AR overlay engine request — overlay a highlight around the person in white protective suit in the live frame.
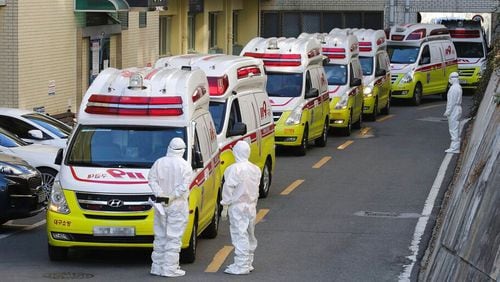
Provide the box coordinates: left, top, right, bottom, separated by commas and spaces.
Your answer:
148, 137, 192, 277
444, 72, 462, 154
221, 140, 262, 275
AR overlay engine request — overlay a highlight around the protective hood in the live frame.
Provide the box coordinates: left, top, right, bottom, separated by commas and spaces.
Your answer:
449, 72, 459, 85
233, 140, 250, 163
167, 137, 186, 158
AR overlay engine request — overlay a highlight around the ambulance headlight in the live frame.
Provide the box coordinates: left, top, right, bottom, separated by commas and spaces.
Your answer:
335, 95, 348, 110
285, 103, 305, 125
363, 86, 373, 97
48, 179, 70, 214
478, 63, 486, 77
399, 71, 414, 84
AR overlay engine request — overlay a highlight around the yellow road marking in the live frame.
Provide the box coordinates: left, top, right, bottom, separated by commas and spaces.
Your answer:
418, 103, 445, 110
256, 209, 269, 224
337, 140, 354, 150
205, 246, 234, 272
312, 156, 331, 168
376, 114, 394, 122
360, 127, 371, 136
280, 179, 304, 195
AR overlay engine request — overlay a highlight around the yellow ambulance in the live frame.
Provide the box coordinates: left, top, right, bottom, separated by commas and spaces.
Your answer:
241, 37, 330, 156
387, 24, 458, 105
47, 67, 222, 263
156, 54, 275, 198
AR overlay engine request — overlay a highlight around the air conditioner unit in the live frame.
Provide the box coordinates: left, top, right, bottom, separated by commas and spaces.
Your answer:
0, 0, 6, 7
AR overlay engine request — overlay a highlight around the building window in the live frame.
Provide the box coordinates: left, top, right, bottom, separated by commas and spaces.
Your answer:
139, 11, 147, 28
209, 12, 218, 48
262, 12, 280, 38
188, 14, 196, 52
232, 11, 239, 45
159, 16, 172, 56
118, 12, 129, 30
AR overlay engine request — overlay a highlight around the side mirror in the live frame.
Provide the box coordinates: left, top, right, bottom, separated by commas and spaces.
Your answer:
350, 78, 362, 87
192, 149, 204, 169
55, 148, 63, 165
227, 122, 247, 137
28, 129, 44, 140
375, 69, 386, 76
305, 88, 319, 99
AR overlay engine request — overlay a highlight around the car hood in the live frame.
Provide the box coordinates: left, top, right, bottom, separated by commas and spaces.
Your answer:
328, 85, 350, 98
5, 144, 60, 170
390, 63, 413, 74
268, 97, 301, 112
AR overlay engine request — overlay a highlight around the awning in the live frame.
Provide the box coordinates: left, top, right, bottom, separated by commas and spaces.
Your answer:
75, 0, 129, 12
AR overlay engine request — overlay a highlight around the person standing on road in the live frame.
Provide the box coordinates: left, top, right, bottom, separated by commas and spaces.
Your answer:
148, 137, 192, 277
221, 140, 262, 275
444, 72, 463, 154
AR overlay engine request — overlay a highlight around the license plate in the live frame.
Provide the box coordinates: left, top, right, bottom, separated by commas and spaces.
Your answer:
93, 226, 135, 237
459, 79, 467, 85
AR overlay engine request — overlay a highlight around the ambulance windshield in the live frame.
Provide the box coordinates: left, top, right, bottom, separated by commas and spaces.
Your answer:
266, 73, 303, 97
387, 46, 420, 64
67, 125, 187, 168
359, 57, 374, 76
454, 42, 484, 58
324, 64, 347, 85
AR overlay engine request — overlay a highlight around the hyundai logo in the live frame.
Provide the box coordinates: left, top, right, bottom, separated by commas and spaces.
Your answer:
107, 199, 123, 208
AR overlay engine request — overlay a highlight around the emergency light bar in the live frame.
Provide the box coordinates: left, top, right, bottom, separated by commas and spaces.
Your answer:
391, 35, 405, 41
449, 29, 480, 38
322, 47, 346, 59
242, 52, 302, 67
406, 29, 427, 40
359, 42, 372, 52
237, 65, 262, 79
85, 94, 183, 116
208, 75, 229, 96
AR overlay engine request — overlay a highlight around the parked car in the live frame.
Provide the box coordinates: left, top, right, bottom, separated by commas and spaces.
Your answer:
0, 108, 72, 149
0, 127, 60, 201
0, 153, 46, 225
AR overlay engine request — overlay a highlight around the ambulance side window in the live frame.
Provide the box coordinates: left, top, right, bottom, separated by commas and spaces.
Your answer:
430, 44, 442, 64
228, 99, 243, 132
194, 121, 210, 164
305, 71, 312, 93
420, 45, 431, 65
192, 129, 204, 168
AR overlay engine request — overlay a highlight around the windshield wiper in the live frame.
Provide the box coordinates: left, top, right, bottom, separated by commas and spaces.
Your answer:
68, 161, 105, 167
116, 163, 150, 169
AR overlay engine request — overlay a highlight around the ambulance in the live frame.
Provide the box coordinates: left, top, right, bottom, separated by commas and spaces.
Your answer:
155, 54, 275, 198
321, 32, 364, 136
47, 67, 222, 263
439, 19, 488, 90
241, 37, 330, 156
387, 23, 458, 105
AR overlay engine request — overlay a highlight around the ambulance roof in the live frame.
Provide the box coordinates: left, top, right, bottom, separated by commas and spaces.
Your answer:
78, 67, 209, 127
438, 19, 485, 41
387, 23, 450, 46
320, 33, 359, 65
351, 29, 387, 56
240, 37, 323, 73
155, 54, 266, 100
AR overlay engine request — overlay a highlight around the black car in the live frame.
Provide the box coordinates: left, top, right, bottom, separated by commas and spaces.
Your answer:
0, 153, 46, 225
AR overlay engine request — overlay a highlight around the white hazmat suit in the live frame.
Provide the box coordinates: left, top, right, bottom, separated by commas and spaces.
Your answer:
148, 137, 192, 277
444, 72, 462, 154
221, 140, 262, 275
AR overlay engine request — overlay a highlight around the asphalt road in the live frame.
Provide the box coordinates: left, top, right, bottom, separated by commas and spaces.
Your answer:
0, 95, 472, 282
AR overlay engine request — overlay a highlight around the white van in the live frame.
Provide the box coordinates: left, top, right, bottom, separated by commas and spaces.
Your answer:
387, 23, 458, 105
156, 54, 275, 198
47, 67, 222, 263
241, 37, 330, 155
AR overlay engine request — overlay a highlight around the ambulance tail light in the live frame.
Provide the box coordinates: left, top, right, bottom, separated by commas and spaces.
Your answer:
449, 29, 480, 38
359, 42, 372, 52
242, 52, 302, 67
191, 86, 207, 103
85, 95, 183, 116
391, 35, 404, 41
307, 48, 321, 58
237, 66, 261, 79
406, 29, 427, 40
208, 75, 229, 96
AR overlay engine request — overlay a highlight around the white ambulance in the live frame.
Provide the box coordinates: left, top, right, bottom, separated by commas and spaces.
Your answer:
47, 67, 222, 263
439, 19, 489, 90
156, 54, 275, 198
387, 23, 458, 105
241, 37, 330, 156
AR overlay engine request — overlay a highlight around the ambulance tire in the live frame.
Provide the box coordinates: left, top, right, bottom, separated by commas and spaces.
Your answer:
314, 118, 329, 147
180, 213, 198, 263
48, 244, 68, 261
381, 93, 391, 115
259, 159, 272, 198
202, 189, 221, 239
412, 83, 422, 106
341, 114, 352, 136
367, 98, 378, 121
295, 125, 309, 156
353, 109, 362, 129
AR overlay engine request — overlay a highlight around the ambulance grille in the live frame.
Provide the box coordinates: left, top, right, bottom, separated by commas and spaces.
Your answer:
65, 233, 154, 244
391, 74, 399, 84
273, 112, 282, 122
459, 68, 476, 77
76, 192, 152, 212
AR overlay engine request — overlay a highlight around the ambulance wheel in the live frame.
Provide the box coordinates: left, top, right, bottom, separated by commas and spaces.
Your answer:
412, 83, 422, 106
353, 108, 362, 130
314, 118, 328, 147
202, 190, 220, 238
342, 114, 352, 136
48, 244, 68, 261
367, 98, 378, 121
180, 213, 198, 263
381, 93, 391, 115
295, 125, 308, 156
259, 159, 272, 198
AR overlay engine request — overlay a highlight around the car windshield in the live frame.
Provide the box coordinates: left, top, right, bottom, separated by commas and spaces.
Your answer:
67, 125, 187, 168
266, 72, 303, 97
324, 64, 347, 85
359, 56, 374, 76
387, 45, 420, 64
0, 128, 28, 148
454, 42, 484, 58
23, 113, 72, 138
209, 101, 226, 134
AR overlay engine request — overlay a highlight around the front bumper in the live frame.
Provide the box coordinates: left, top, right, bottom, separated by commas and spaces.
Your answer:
274, 111, 305, 146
